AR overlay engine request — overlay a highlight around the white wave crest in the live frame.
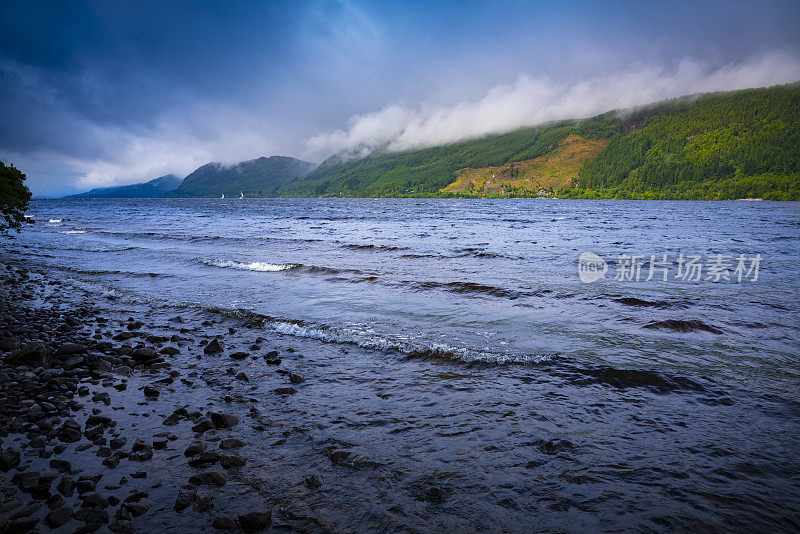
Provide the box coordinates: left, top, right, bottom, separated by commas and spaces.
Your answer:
201, 259, 300, 272
64, 230, 87, 234
48, 219, 63, 223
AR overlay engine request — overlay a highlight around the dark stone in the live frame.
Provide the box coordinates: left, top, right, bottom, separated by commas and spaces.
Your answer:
219, 455, 246, 469
219, 438, 245, 450
193, 492, 213, 512
57, 343, 87, 355
188, 470, 226, 487
274, 387, 297, 395
173, 485, 197, 512
204, 338, 224, 354
6, 343, 53, 367
238, 510, 271, 532
191, 418, 214, 433
143, 386, 159, 399
188, 452, 220, 467
229, 351, 249, 360
0, 447, 21, 472
209, 412, 239, 429
212, 515, 239, 531
131, 347, 158, 362
184, 441, 207, 457
288, 372, 305, 384
109, 520, 135, 533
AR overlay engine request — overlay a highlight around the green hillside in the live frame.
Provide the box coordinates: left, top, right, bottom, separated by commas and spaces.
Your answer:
276, 84, 800, 200
66, 174, 181, 198
170, 156, 316, 198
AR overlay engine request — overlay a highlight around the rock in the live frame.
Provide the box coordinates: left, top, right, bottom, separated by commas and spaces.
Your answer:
229, 351, 249, 360
126, 321, 144, 330
81, 493, 109, 508
189, 470, 226, 487
274, 387, 297, 395
305, 474, 323, 489
143, 386, 160, 399
0, 447, 21, 472
49, 459, 72, 472
58, 420, 83, 443
153, 439, 167, 450
45, 506, 73, 527
204, 338, 224, 354
7, 517, 40, 532
6, 343, 53, 367
123, 491, 149, 503
109, 520, 135, 533
209, 412, 239, 429
184, 441, 207, 457
219, 455, 246, 469
238, 510, 271, 532
193, 492, 213, 512
57, 343, 87, 355
219, 438, 245, 450
160, 346, 180, 356
173, 485, 197, 512
212, 515, 239, 531
191, 418, 214, 433
57, 477, 74, 497
122, 499, 152, 516
188, 452, 220, 467
235, 372, 249, 382
288, 372, 305, 384
85, 415, 113, 428
162, 413, 181, 426
0, 336, 21, 351
131, 347, 158, 362
110, 438, 127, 450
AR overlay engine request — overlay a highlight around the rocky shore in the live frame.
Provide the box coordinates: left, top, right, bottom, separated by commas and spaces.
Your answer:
0, 261, 317, 532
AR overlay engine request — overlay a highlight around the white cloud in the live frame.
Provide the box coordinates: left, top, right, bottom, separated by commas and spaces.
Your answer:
307, 51, 800, 156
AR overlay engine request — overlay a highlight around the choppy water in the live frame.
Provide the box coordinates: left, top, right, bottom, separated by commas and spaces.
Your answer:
4, 198, 800, 531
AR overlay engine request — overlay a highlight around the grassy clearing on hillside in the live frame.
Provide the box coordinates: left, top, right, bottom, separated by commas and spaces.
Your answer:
441, 134, 609, 197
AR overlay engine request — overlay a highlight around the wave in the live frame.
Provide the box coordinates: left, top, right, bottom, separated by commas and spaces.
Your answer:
200, 259, 301, 272
613, 297, 690, 309
48, 219, 63, 223
643, 319, 723, 334
403, 280, 529, 300
341, 243, 407, 252
64, 230, 87, 234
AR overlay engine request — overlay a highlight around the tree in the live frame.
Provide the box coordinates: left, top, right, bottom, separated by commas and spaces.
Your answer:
0, 162, 32, 232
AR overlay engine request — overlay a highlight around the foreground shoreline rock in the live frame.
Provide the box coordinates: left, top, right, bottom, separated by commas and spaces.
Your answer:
0, 260, 316, 532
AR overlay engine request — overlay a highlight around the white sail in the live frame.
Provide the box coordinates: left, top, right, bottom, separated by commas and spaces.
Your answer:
221, 194, 224, 199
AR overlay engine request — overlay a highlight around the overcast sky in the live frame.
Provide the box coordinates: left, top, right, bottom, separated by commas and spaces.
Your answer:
2, 0, 799, 196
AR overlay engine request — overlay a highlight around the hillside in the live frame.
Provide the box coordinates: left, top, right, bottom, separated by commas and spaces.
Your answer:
171, 156, 316, 198
442, 134, 609, 196
276, 84, 800, 200
66, 174, 181, 198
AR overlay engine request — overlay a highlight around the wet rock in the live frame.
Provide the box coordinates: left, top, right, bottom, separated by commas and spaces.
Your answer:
109, 520, 135, 533
288, 372, 305, 384
6, 343, 53, 367
76, 475, 100, 494
274, 387, 297, 395
110, 437, 127, 450
173, 485, 197, 512
209, 412, 239, 429
229, 351, 249, 360
160, 346, 180, 356
143, 385, 160, 399
80, 493, 109, 508
235, 372, 249, 382
0, 336, 21, 350
191, 418, 214, 433
220, 438, 245, 450
122, 499, 152, 516
123, 491, 149, 503
193, 492, 213, 512
219, 455, 246, 469
204, 338, 224, 354
153, 438, 167, 450
0, 447, 21, 472
57, 342, 87, 355
131, 347, 158, 363
188, 451, 220, 467
162, 413, 182, 425
238, 510, 271, 532
189, 470, 226, 487
184, 441, 207, 457
305, 474, 323, 489
57, 477, 74, 497
7, 517, 39, 532
212, 514, 239, 531
102, 456, 120, 469
57, 420, 82, 443
49, 459, 72, 472
44, 505, 73, 527
126, 321, 144, 330
86, 415, 113, 428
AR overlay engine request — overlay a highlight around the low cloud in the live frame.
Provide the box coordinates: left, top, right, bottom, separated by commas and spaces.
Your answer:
307, 52, 800, 157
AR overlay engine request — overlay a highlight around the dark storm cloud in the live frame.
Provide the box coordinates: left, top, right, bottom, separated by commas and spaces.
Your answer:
1, 0, 799, 195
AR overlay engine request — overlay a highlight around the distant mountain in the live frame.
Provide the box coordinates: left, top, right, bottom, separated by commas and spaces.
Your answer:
66, 174, 182, 198
277, 83, 800, 200
170, 156, 316, 197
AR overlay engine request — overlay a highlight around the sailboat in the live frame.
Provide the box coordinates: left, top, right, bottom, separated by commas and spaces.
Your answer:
240, 191, 244, 199
220, 193, 224, 199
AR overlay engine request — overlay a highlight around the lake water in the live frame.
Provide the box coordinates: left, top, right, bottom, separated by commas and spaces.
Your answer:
4, 198, 800, 530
